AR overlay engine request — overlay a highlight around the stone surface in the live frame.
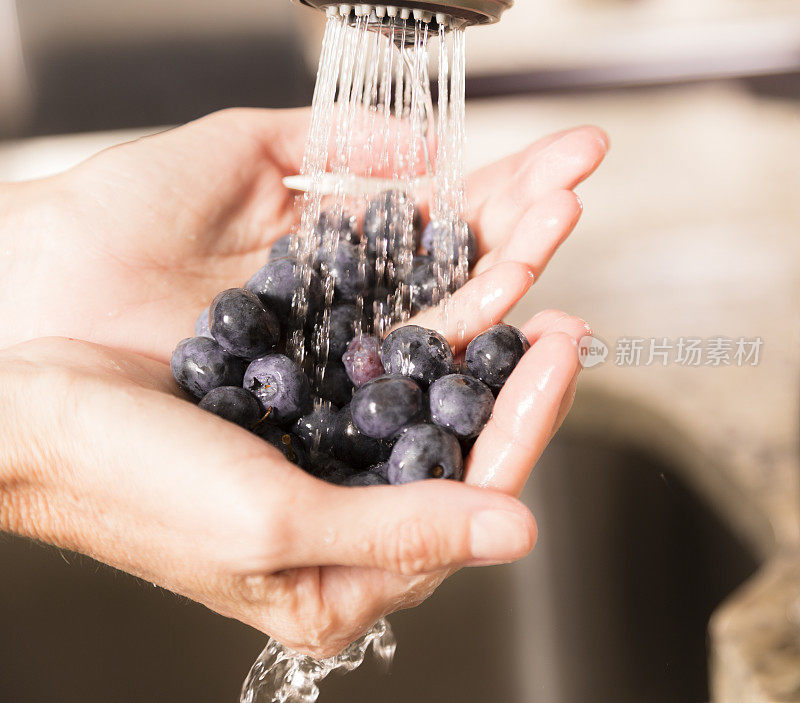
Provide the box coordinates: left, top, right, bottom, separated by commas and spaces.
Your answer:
466, 86, 800, 702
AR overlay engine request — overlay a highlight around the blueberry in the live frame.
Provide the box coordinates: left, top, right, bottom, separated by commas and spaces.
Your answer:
293, 400, 338, 455
369, 462, 391, 481
312, 455, 357, 484
331, 406, 392, 470
268, 234, 294, 261
243, 354, 312, 424
325, 304, 360, 361
429, 373, 494, 439
512, 325, 532, 353
381, 325, 455, 387
368, 286, 394, 326
254, 424, 309, 469
421, 219, 478, 268
194, 306, 212, 338
460, 435, 477, 456
315, 362, 353, 407
363, 190, 421, 258
171, 337, 246, 399
209, 288, 280, 359
316, 209, 359, 244
246, 256, 323, 319
465, 322, 529, 390
343, 470, 390, 486
351, 374, 423, 439
342, 335, 384, 387
317, 240, 373, 303
198, 386, 262, 428
387, 423, 463, 484
409, 255, 438, 313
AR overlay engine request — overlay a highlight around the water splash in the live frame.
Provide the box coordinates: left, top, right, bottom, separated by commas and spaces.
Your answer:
240, 619, 396, 703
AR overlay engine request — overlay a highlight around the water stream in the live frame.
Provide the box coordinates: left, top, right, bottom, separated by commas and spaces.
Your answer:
241, 7, 469, 701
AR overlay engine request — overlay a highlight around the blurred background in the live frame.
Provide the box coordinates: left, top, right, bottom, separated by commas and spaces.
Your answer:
2, 1, 799, 702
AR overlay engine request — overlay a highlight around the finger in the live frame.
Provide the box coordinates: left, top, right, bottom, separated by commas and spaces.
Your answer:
552, 366, 580, 438
465, 126, 602, 206
193, 107, 312, 176
521, 308, 592, 345
271, 479, 537, 575
473, 189, 583, 276
406, 261, 535, 352
469, 126, 609, 252
197, 107, 424, 180
465, 331, 581, 496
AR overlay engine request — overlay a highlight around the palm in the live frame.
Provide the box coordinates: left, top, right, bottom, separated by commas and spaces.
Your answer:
27, 110, 303, 360
14, 328, 576, 657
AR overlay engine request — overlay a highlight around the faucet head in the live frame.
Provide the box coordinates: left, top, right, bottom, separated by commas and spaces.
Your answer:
294, 1, 513, 27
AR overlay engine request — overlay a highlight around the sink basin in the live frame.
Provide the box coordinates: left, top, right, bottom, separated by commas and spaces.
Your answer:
0, 435, 758, 703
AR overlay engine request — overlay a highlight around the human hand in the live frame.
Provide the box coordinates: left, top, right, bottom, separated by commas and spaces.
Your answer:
0, 108, 607, 361
0, 291, 584, 658
0, 107, 607, 656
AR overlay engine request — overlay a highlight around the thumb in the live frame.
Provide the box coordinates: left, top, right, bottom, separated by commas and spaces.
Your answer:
275, 479, 538, 575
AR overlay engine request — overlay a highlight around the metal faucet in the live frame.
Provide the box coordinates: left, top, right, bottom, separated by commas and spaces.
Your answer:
293, 1, 513, 26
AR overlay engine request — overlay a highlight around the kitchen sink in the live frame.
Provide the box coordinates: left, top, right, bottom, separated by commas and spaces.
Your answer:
0, 435, 758, 703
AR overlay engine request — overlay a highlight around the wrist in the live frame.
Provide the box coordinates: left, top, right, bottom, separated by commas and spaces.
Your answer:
0, 178, 76, 349
0, 350, 37, 535
0, 345, 76, 541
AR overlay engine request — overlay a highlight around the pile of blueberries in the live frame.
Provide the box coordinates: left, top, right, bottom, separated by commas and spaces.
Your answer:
171, 193, 529, 486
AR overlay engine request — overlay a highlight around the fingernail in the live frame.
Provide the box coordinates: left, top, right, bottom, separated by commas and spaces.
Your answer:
470, 510, 534, 563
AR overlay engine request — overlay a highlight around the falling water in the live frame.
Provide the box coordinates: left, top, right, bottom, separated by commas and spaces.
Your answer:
240, 620, 397, 703
241, 7, 469, 702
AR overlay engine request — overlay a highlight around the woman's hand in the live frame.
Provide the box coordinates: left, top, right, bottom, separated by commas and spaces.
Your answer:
0, 108, 606, 361
0, 296, 584, 658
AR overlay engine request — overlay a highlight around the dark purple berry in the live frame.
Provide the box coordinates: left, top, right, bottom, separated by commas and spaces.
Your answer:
350, 374, 422, 439
268, 234, 294, 261
195, 306, 212, 338
369, 462, 391, 481
198, 386, 262, 428
317, 240, 373, 303
293, 400, 338, 455
325, 304, 360, 361
209, 288, 280, 359
316, 209, 359, 244
465, 322, 528, 391
315, 362, 353, 407
409, 256, 438, 313
363, 190, 421, 258
331, 406, 392, 470
343, 470, 390, 486
246, 256, 323, 319
171, 337, 245, 399
254, 424, 309, 469
342, 335, 384, 387
381, 325, 455, 387
421, 219, 478, 268
429, 373, 494, 439
312, 455, 357, 484
244, 354, 312, 424
387, 423, 463, 484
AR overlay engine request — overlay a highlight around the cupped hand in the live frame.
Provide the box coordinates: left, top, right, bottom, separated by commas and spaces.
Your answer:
0, 294, 584, 658
0, 107, 608, 657
0, 108, 607, 360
